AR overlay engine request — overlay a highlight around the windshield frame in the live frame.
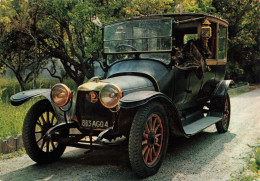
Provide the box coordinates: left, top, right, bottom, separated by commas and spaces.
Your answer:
103, 18, 173, 65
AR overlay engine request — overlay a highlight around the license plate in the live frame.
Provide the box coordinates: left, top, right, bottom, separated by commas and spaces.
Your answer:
82, 120, 109, 129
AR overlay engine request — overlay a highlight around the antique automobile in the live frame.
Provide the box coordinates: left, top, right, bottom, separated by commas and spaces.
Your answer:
11, 13, 233, 178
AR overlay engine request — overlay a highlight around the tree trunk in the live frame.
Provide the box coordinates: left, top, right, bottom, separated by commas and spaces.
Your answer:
15, 74, 26, 91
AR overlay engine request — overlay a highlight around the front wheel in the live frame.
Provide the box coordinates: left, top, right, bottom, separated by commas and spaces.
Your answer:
215, 94, 231, 133
22, 99, 68, 163
128, 102, 169, 178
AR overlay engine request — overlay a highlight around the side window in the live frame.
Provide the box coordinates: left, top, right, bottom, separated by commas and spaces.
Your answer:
207, 22, 217, 59
218, 25, 227, 59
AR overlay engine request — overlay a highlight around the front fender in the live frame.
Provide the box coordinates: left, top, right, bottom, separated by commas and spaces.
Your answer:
10, 89, 51, 106
119, 91, 187, 137
119, 91, 170, 109
10, 89, 74, 123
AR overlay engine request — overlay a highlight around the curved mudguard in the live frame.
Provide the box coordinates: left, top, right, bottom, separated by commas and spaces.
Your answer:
119, 91, 170, 109
119, 91, 187, 137
10, 89, 51, 106
209, 80, 234, 117
10, 89, 73, 123
212, 80, 234, 97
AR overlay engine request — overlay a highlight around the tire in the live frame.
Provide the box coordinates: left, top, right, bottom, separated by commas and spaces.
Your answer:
215, 94, 231, 133
128, 102, 169, 178
22, 99, 68, 163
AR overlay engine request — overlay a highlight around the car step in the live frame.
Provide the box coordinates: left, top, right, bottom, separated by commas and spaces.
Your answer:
183, 116, 222, 136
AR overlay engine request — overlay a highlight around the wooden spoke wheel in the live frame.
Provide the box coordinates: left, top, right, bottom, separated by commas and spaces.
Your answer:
35, 111, 59, 153
215, 94, 231, 133
142, 114, 163, 166
22, 100, 68, 163
129, 102, 169, 178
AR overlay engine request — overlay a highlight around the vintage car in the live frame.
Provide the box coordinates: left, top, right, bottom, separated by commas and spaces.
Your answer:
11, 13, 233, 177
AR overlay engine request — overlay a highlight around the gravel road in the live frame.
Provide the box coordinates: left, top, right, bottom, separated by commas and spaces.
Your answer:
1, 88, 260, 181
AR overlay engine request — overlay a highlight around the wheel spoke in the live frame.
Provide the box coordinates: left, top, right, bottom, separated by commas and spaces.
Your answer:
148, 148, 152, 162
36, 120, 43, 129
142, 145, 148, 156
152, 147, 157, 157
54, 121, 59, 126
143, 133, 148, 139
154, 124, 160, 132
145, 148, 150, 162
51, 113, 55, 125
145, 124, 150, 133
36, 135, 43, 143
46, 111, 50, 124
40, 115, 46, 125
155, 133, 161, 138
152, 117, 157, 130
142, 140, 148, 145
40, 139, 46, 150
51, 141, 55, 150
149, 117, 152, 130
35, 131, 42, 134
155, 143, 160, 147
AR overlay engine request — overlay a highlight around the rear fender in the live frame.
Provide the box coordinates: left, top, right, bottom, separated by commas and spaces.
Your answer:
10, 89, 74, 123
210, 80, 234, 117
212, 80, 234, 97
119, 91, 187, 137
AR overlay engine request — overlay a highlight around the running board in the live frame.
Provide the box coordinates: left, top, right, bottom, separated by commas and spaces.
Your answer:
183, 116, 222, 136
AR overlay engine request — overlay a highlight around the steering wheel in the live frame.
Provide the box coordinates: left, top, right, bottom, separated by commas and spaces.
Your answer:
116, 44, 138, 52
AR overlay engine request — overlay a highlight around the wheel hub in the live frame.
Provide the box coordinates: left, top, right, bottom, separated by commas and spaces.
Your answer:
148, 131, 156, 147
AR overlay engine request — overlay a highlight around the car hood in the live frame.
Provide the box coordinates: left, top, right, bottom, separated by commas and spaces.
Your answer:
101, 75, 155, 95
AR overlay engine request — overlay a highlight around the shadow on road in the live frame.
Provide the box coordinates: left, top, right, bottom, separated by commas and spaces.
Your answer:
0, 128, 236, 181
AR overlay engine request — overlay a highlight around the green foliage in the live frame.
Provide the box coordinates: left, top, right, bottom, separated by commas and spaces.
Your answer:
0, 101, 31, 139
0, 0, 259, 86
176, 0, 215, 13
123, 0, 175, 16
226, 62, 245, 81
212, 0, 260, 83
0, 148, 26, 159
230, 142, 260, 180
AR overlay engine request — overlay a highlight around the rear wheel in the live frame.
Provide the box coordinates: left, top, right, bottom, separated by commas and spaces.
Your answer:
22, 99, 68, 163
215, 94, 231, 133
128, 102, 169, 178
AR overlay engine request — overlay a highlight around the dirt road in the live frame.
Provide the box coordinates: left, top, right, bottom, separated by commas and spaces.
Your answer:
1, 89, 260, 181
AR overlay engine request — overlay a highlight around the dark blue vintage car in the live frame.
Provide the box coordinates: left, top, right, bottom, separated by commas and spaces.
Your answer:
11, 13, 233, 177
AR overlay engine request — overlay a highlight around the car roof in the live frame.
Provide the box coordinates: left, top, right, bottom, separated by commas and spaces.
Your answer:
104, 13, 228, 26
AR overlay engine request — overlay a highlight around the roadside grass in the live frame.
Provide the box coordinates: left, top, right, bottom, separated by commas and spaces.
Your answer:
0, 100, 37, 139
229, 87, 255, 97
0, 148, 26, 160
229, 140, 260, 181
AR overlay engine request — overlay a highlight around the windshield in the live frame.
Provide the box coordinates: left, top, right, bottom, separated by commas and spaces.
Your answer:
104, 19, 172, 53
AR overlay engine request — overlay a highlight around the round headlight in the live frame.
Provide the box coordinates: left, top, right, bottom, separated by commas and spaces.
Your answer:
99, 84, 122, 108
51, 83, 71, 107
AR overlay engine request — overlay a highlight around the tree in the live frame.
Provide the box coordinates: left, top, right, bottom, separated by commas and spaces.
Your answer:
212, 0, 260, 82
123, 0, 175, 16
0, 0, 49, 90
